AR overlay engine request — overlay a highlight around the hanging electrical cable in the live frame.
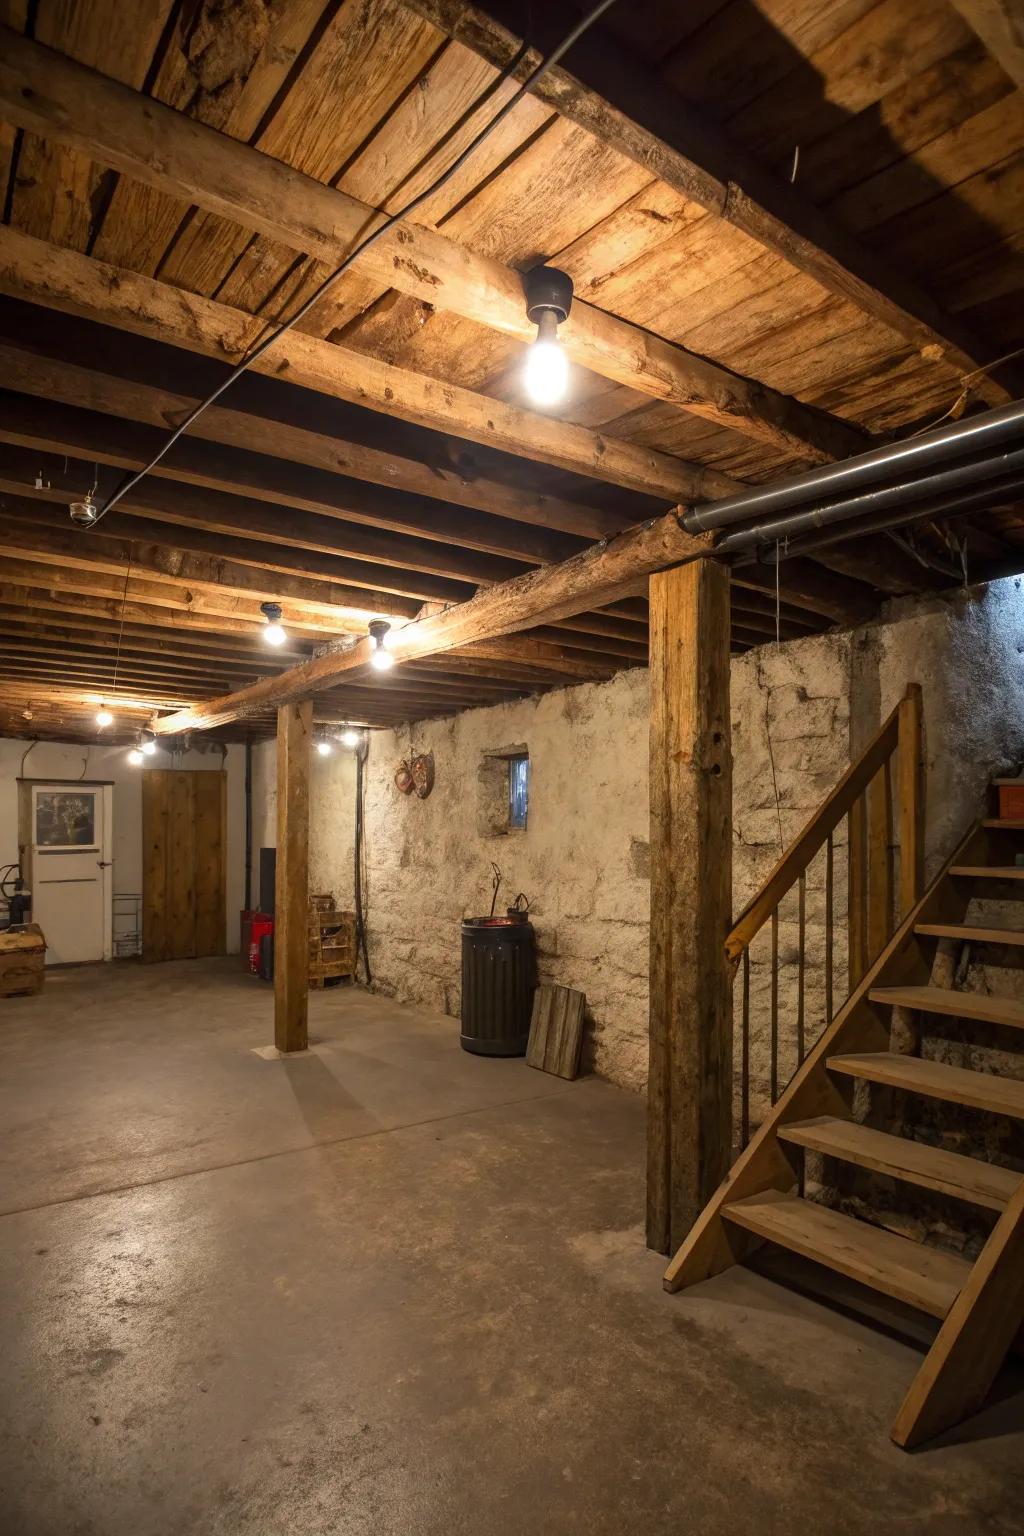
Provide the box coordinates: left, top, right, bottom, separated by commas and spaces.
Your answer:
78, 0, 622, 530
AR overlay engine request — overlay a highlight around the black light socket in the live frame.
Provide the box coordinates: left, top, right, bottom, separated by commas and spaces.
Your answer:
524, 265, 573, 325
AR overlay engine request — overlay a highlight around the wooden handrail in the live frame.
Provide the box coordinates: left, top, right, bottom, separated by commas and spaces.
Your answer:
726, 684, 922, 964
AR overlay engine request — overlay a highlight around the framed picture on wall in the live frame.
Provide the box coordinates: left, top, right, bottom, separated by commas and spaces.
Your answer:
34, 789, 99, 850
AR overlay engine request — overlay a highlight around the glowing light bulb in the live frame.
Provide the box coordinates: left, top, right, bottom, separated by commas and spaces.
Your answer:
95, 706, 114, 729
368, 619, 394, 672
524, 309, 568, 406
127, 748, 144, 766
341, 728, 360, 749
260, 601, 287, 646
316, 739, 332, 756
370, 646, 394, 672
141, 738, 157, 756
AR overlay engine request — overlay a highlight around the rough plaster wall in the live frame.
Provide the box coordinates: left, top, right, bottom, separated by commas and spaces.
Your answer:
251, 738, 357, 912
247, 576, 1024, 1103
363, 669, 652, 1089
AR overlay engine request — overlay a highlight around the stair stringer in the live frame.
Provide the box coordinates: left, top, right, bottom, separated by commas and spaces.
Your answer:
663, 818, 990, 1295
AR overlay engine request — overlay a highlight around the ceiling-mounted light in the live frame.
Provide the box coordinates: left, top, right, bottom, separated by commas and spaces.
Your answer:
260, 601, 287, 647
341, 726, 361, 749
95, 703, 114, 729
69, 491, 99, 527
127, 747, 144, 767
316, 738, 332, 757
523, 265, 573, 406
368, 619, 394, 672
141, 733, 157, 757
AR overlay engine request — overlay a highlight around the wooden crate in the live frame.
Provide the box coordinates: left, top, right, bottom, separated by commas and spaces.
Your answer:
0, 923, 46, 998
307, 897, 357, 987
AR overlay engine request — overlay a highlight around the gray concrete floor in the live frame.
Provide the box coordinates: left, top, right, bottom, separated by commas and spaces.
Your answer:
1, 958, 1022, 1536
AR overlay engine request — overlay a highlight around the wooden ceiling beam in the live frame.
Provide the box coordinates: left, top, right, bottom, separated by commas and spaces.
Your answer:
0, 227, 734, 505
0, 32, 863, 464
0, 363, 596, 565
0, 330, 627, 542
947, 2, 1024, 91
148, 508, 710, 732
406, 0, 1017, 407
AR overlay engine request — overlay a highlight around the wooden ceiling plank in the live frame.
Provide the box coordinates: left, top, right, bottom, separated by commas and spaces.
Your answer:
401, 0, 1016, 406
0, 227, 730, 504
0, 29, 864, 463
944, 2, 1024, 93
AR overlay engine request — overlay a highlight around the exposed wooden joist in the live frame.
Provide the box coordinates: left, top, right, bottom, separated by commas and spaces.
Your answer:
948, 1, 1024, 92
405, 0, 1017, 406
149, 508, 713, 732
0, 337, 628, 542
0, 227, 724, 504
0, 32, 864, 463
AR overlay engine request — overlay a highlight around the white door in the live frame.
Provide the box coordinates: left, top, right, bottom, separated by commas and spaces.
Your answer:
30, 783, 113, 964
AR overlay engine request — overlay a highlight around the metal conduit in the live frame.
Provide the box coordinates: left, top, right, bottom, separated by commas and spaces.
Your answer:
713, 443, 1024, 555
734, 470, 1024, 565
684, 397, 1024, 533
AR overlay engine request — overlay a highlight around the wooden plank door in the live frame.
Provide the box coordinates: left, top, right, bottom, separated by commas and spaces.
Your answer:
142, 770, 227, 962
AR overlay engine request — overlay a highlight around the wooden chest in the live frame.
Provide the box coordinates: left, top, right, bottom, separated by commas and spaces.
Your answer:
0, 923, 46, 998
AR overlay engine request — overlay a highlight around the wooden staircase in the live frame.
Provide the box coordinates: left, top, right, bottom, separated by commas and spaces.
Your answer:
666, 777, 1024, 1449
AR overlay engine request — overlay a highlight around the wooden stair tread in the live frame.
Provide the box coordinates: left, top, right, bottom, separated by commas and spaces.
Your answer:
778, 1116, 1021, 1211
869, 984, 1024, 1029
950, 865, 1024, 879
916, 922, 1024, 947
722, 1190, 969, 1319
982, 819, 1024, 829
827, 1052, 1024, 1118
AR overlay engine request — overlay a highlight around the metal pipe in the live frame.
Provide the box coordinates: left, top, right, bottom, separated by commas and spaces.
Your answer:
684, 397, 1024, 533
737, 469, 1024, 565
244, 741, 253, 912
716, 444, 1024, 554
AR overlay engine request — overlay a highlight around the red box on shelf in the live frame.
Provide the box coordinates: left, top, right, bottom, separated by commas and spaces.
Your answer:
248, 914, 274, 974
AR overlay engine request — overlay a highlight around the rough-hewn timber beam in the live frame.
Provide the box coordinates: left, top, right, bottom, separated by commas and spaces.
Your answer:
0, 227, 726, 505
149, 510, 713, 733
0, 336, 627, 542
0, 31, 863, 463
948, 1, 1024, 91
403, 0, 1015, 406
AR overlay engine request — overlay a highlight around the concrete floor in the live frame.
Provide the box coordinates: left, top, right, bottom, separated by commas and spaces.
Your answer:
1, 960, 1022, 1536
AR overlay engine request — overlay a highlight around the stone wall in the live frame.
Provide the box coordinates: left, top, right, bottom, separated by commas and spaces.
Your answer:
252, 575, 1024, 1097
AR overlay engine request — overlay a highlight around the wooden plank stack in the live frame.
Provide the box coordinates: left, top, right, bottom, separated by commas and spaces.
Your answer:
308, 894, 357, 988
0, 923, 46, 998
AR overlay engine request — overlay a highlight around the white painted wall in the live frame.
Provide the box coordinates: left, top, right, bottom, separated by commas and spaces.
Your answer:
249, 737, 357, 911
0, 737, 248, 953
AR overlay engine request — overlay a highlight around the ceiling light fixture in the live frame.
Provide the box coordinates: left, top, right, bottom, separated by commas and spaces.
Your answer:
127, 747, 145, 766
368, 619, 394, 672
316, 738, 332, 757
523, 266, 573, 406
341, 726, 361, 749
141, 734, 157, 757
260, 601, 287, 647
95, 703, 114, 729
69, 491, 99, 527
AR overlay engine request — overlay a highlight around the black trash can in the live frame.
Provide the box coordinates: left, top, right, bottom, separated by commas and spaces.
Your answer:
460, 914, 536, 1056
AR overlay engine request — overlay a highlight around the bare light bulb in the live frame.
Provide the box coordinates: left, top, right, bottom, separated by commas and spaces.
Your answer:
524, 309, 568, 406
263, 620, 286, 647
127, 748, 144, 766
316, 740, 332, 757
95, 706, 114, 729
368, 619, 394, 672
141, 738, 157, 756
341, 728, 360, 748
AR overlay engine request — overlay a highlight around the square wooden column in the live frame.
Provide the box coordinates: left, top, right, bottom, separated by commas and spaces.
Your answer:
274, 698, 312, 1053
647, 558, 732, 1256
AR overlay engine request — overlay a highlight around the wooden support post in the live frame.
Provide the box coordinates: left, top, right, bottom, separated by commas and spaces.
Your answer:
898, 683, 924, 918
647, 558, 732, 1255
274, 698, 312, 1053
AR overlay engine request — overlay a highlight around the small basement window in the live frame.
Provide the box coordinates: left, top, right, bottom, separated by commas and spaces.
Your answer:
508, 753, 529, 830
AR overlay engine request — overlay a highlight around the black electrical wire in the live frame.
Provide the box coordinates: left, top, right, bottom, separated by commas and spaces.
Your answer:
353, 740, 371, 986
85, 0, 622, 528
